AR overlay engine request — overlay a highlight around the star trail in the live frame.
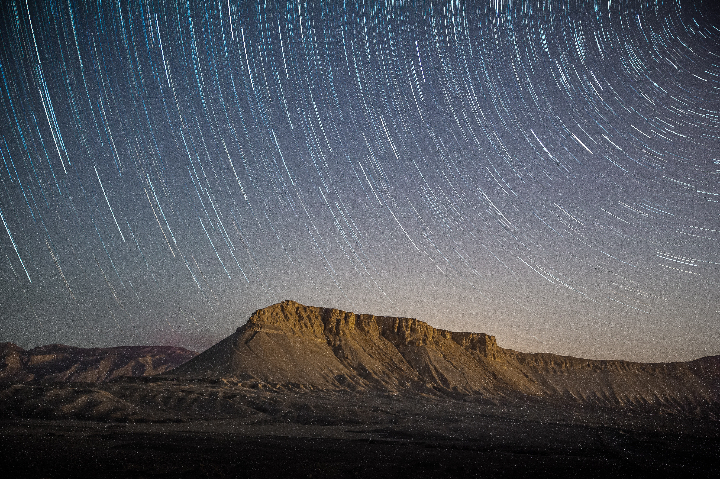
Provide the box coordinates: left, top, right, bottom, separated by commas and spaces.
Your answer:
0, 0, 718, 361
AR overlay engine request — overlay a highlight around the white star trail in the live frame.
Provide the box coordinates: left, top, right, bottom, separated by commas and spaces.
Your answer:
0, 0, 717, 361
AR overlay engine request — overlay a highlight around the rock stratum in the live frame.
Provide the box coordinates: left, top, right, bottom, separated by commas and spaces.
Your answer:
169, 300, 720, 413
0, 343, 196, 383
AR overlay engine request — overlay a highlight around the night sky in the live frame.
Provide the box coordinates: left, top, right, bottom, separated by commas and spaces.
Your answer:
0, 0, 718, 362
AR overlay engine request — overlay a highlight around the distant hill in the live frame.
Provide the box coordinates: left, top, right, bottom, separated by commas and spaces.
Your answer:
0, 343, 196, 383
168, 300, 720, 414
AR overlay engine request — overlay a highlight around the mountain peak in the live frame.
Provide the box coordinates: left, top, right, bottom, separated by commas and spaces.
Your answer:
167, 301, 718, 409
170, 301, 500, 392
244, 300, 499, 354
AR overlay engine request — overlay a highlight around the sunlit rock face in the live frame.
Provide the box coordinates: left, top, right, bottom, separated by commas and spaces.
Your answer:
168, 301, 720, 414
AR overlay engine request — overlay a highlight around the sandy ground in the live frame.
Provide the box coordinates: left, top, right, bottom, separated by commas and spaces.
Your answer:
2, 387, 719, 478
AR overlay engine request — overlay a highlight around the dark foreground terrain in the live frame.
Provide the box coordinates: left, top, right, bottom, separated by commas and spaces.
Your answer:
2, 378, 719, 478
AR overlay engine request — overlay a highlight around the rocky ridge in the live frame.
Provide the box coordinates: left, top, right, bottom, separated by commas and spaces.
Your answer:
168, 300, 720, 414
0, 343, 196, 383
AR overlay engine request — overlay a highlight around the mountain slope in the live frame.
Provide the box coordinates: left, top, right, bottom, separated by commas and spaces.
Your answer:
0, 343, 196, 383
168, 300, 719, 414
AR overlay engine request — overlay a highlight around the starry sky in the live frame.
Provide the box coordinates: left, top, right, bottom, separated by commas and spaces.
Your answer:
0, 0, 718, 362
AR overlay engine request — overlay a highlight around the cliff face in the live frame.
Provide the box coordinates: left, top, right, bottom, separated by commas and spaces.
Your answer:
169, 301, 719, 414
169, 300, 501, 393
0, 343, 197, 383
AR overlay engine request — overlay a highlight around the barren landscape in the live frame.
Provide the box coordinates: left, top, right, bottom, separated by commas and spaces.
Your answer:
2, 301, 719, 477
3, 0, 720, 476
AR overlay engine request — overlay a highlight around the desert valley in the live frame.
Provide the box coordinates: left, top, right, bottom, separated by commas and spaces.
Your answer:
2, 301, 719, 477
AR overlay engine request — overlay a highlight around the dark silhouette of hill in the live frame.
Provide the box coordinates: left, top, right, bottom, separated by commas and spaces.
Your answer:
0, 342, 196, 383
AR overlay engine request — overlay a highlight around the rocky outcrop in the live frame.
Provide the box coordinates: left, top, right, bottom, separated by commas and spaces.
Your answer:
168, 300, 501, 392
168, 300, 719, 415
0, 343, 196, 383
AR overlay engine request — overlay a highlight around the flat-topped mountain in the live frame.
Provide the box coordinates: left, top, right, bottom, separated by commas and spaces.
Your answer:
0, 343, 197, 383
168, 300, 719, 413
169, 300, 500, 391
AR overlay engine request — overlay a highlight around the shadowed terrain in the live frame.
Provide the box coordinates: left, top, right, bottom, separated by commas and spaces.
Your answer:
0, 343, 197, 383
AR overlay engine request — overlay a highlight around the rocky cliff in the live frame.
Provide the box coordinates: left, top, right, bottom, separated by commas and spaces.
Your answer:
168, 300, 719, 414
170, 300, 500, 392
0, 343, 197, 383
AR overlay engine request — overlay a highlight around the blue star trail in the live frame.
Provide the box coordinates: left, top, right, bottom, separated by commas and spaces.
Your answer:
0, 0, 718, 361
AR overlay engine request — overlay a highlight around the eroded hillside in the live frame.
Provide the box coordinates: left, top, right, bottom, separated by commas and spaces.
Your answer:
0, 343, 196, 383
167, 300, 719, 414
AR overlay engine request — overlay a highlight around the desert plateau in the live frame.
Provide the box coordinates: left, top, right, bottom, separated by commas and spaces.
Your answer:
2, 301, 719, 478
